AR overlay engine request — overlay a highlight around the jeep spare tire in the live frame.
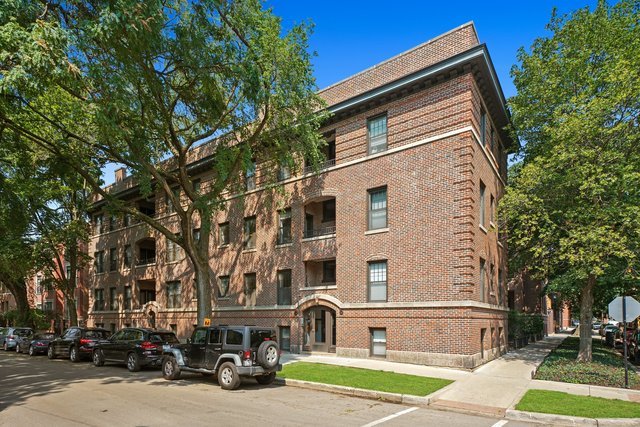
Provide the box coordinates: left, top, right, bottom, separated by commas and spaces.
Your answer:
257, 340, 279, 369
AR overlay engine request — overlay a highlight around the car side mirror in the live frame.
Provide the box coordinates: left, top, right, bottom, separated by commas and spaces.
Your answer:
186, 338, 191, 344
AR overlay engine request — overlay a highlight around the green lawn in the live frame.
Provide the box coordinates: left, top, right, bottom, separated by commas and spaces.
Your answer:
278, 362, 452, 396
516, 389, 640, 418
534, 336, 639, 389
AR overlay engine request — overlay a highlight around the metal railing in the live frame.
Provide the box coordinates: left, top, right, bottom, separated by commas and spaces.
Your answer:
136, 256, 156, 266
303, 158, 336, 174
303, 225, 336, 239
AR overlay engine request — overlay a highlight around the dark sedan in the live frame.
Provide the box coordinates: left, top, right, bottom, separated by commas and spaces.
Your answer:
93, 328, 180, 372
48, 327, 110, 362
17, 332, 57, 356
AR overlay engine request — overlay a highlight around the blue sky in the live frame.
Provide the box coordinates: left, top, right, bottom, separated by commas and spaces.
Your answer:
102, 1, 599, 185
266, 1, 600, 98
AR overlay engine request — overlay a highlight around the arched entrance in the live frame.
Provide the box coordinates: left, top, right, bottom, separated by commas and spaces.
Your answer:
303, 306, 336, 353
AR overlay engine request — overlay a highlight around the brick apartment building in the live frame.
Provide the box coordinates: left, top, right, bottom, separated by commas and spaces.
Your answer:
87, 22, 513, 368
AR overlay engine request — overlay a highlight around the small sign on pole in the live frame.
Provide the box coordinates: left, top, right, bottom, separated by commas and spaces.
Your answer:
608, 296, 640, 389
203, 317, 211, 327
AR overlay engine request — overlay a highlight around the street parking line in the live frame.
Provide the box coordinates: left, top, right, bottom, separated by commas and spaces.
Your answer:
491, 420, 508, 427
360, 407, 418, 427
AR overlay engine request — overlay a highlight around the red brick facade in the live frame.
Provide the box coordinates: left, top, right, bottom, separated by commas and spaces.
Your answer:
87, 22, 513, 368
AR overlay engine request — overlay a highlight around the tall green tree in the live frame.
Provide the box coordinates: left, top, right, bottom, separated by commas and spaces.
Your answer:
0, 0, 326, 325
504, 0, 640, 361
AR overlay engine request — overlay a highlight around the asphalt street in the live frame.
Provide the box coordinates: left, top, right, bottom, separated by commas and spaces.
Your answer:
0, 351, 543, 426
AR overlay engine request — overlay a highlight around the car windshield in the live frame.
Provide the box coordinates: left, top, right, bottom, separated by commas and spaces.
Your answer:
35, 333, 56, 340
15, 329, 32, 336
150, 333, 179, 344
85, 330, 109, 339
250, 330, 275, 348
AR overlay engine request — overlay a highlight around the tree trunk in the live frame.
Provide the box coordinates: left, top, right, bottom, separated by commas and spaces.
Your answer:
577, 274, 596, 362
193, 259, 212, 326
5, 279, 31, 326
65, 294, 78, 327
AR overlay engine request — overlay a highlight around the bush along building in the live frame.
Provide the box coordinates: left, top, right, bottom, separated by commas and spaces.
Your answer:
87, 22, 513, 368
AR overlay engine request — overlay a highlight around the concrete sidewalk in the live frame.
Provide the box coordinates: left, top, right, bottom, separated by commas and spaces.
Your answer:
281, 331, 640, 417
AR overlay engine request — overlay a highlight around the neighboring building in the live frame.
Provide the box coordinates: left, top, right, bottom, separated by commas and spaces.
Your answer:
87, 22, 514, 368
0, 284, 16, 322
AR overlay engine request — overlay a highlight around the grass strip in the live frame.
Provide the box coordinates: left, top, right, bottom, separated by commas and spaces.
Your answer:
516, 389, 640, 418
534, 336, 639, 389
278, 362, 452, 396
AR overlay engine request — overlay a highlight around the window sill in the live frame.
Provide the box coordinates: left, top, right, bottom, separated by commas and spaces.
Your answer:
489, 221, 496, 229
497, 240, 504, 248
242, 249, 257, 254
301, 234, 335, 242
365, 227, 389, 235
218, 244, 229, 249
217, 297, 230, 301
135, 263, 157, 268
165, 260, 182, 266
479, 224, 488, 234
300, 284, 337, 291
275, 243, 293, 248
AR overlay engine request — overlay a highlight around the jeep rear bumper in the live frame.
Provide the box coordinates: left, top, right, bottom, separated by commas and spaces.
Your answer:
236, 364, 282, 377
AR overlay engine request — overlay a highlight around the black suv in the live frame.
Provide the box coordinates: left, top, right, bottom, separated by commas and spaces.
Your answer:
162, 325, 281, 390
48, 327, 110, 362
92, 328, 180, 372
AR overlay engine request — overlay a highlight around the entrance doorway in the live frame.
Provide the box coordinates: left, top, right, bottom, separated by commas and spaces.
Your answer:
303, 306, 336, 353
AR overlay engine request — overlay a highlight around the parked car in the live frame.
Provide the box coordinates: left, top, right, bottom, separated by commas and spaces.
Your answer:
630, 330, 640, 363
161, 325, 281, 390
92, 328, 180, 372
17, 332, 57, 356
48, 327, 110, 362
2, 327, 33, 351
592, 321, 602, 330
0, 327, 9, 348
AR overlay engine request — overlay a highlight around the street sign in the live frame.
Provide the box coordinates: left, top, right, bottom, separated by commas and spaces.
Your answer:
608, 296, 640, 322
203, 317, 211, 326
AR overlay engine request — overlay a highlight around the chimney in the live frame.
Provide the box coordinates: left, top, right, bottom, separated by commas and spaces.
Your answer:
115, 167, 126, 183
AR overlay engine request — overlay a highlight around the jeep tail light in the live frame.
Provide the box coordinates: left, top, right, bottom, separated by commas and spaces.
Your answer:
79, 338, 92, 345
7, 335, 14, 340
141, 341, 157, 351
242, 350, 251, 360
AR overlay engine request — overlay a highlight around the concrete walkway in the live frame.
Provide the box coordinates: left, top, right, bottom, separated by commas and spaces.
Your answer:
281, 331, 640, 417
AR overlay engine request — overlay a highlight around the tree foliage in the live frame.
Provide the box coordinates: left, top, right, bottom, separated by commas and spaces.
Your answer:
504, 0, 640, 361
0, 0, 326, 325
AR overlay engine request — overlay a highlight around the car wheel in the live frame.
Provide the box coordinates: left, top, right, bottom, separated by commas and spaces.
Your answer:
16, 343, 21, 353
70, 346, 80, 363
126, 352, 141, 372
47, 345, 56, 359
257, 341, 279, 369
255, 372, 276, 385
3, 342, 7, 351
218, 361, 241, 390
162, 357, 181, 380
93, 349, 105, 367
29, 345, 35, 357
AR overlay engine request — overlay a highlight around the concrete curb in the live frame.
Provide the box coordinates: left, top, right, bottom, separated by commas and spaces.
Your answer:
505, 409, 640, 426
275, 378, 430, 407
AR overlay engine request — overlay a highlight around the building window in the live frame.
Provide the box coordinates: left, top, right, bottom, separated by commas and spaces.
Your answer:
123, 213, 131, 227
124, 286, 132, 310
44, 301, 53, 312
166, 188, 180, 214
479, 181, 486, 227
490, 194, 495, 225
244, 273, 256, 306
480, 258, 486, 302
368, 261, 388, 302
167, 281, 181, 308
219, 222, 230, 246
94, 251, 105, 274
368, 187, 387, 230
243, 216, 256, 250
480, 109, 486, 144
167, 235, 182, 263
278, 162, 291, 181
277, 209, 292, 245
109, 287, 117, 311
94, 214, 104, 234
279, 326, 291, 351
370, 328, 387, 357
109, 247, 117, 272
322, 260, 336, 284
322, 199, 336, 223
109, 214, 117, 232
245, 160, 256, 191
498, 269, 504, 306
490, 125, 495, 153
192, 178, 201, 194
123, 245, 132, 269
218, 275, 230, 298
277, 270, 292, 305
139, 287, 156, 306
192, 228, 201, 245
367, 114, 387, 154
94, 289, 104, 311
35, 275, 43, 295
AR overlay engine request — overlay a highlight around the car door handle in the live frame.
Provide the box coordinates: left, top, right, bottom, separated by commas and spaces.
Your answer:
213, 347, 221, 351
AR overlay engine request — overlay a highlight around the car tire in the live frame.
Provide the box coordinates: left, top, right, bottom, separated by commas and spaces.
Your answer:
256, 341, 279, 369
217, 361, 241, 390
162, 357, 181, 380
126, 352, 141, 372
47, 345, 56, 359
93, 349, 105, 367
16, 343, 21, 353
29, 345, 35, 357
3, 342, 7, 351
255, 372, 276, 385
70, 346, 80, 363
